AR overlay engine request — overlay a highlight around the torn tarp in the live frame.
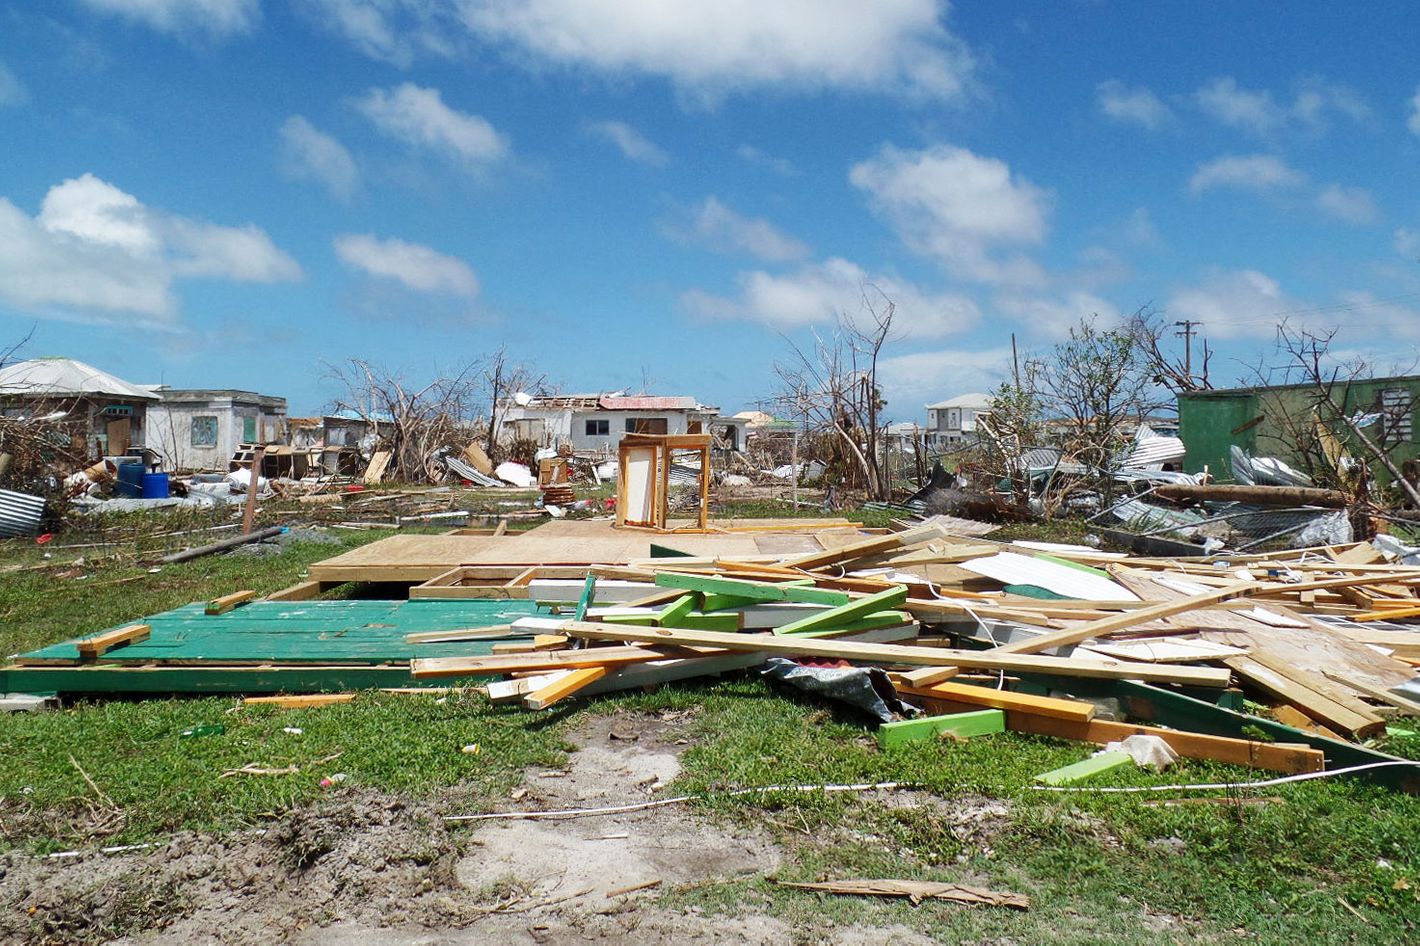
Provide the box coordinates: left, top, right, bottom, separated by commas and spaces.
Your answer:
759, 657, 919, 723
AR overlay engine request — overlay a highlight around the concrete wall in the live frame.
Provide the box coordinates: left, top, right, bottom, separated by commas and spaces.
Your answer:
147, 398, 287, 471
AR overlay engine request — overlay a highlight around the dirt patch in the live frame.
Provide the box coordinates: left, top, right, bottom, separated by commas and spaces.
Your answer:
454, 709, 780, 906
0, 791, 470, 945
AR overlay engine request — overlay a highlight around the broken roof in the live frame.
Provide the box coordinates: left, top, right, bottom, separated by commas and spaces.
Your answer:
0, 358, 160, 402
926, 393, 994, 410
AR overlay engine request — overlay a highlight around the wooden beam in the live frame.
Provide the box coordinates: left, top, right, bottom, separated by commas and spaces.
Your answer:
895, 681, 1095, 723
990, 569, 1420, 656
559, 622, 1233, 687
524, 666, 607, 709
773, 586, 908, 636
653, 571, 850, 606
265, 580, 332, 602
76, 624, 151, 661
411, 644, 706, 679
491, 635, 569, 653
206, 589, 257, 615
779, 524, 945, 570
878, 710, 1004, 747
242, 693, 356, 709
1224, 656, 1385, 738
404, 624, 516, 644
1035, 751, 1133, 785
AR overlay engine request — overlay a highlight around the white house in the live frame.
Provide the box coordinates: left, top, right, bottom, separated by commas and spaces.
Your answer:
497, 394, 748, 453
144, 388, 287, 471
925, 393, 994, 446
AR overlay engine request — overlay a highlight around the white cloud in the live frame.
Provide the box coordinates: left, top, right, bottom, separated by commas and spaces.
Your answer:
0, 173, 299, 325
77, 0, 259, 40
1409, 86, 1420, 136
457, 0, 976, 101
994, 290, 1121, 339
1315, 184, 1379, 226
1189, 154, 1306, 194
334, 233, 479, 296
668, 197, 809, 262
0, 58, 27, 107
737, 144, 795, 176
878, 345, 1015, 412
1195, 76, 1369, 136
300, 0, 460, 66
849, 143, 1050, 286
1165, 268, 1292, 340
680, 256, 979, 339
1122, 207, 1159, 246
586, 120, 668, 166
356, 83, 508, 169
1096, 80, 1171, 129
279, 116, 360, 199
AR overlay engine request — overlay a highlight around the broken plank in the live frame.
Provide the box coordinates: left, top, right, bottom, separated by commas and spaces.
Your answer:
524, 666, 608, 709
76, 624, 151, 661
877, 710, 1004, 747
206, 590, 258, 615
653, 571, 850, 606
1324, 671, 1420, 716
1224, 656, 1386, 738
559, 622, 1232, 687
491, 635, 569, 654
242, 693, 357, 709
778, 524, 945, 570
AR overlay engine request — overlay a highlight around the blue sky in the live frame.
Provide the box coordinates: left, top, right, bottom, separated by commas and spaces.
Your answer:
1, 1, 1419, 419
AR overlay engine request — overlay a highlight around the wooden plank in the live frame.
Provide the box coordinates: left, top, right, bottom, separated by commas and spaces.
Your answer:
491, 635, 569, 653
559, 622, 1233, 686
1035, 751, 1134, 785
895, 681, 1095, 723
411, 645, 701, 679
404, 624, 517, 644
657, 594, 698, 626
242, 693, 357, 709
779, 524, 944, 570
1271, 704, 1342, 740
878, 710, 1004, 747
654, 571, 851, 606
76, 624, 151, 661
206, 590, 258, 615
936, 705, 1326, 774
265, 580, 330, 602
1325, 671, 1420, 716
991, 569, 1420, 656
574, 575, 597, 621
524, 666, 608, 709
773, 586, 908, 636
1224, 656, 1385, 738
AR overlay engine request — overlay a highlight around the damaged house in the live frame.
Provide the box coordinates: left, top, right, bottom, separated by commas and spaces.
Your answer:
144, 388, 288, 472
0, 357, 159, 459
497, 394, 748, 453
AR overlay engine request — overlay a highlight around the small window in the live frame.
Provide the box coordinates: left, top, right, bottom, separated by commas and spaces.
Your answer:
625, 417, 668, 435
191, 416, 218, 447
584, 419, 610, 436
242, 416, 257, 443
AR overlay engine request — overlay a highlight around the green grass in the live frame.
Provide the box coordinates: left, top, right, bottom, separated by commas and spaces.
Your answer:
3, 514, 1418, 942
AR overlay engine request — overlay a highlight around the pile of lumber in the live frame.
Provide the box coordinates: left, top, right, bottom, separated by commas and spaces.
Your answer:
406, 523, 1420, 787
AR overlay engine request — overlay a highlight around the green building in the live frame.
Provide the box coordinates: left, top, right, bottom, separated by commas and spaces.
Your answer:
1177, 375, 1420, 482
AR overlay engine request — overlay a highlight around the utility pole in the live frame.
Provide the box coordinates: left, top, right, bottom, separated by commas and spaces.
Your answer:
1174, 320, 1201, 379
1010, 333, 1020, 387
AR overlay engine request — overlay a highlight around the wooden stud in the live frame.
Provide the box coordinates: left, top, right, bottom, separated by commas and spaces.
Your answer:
242, 693, 357, 709
206, 590, 258, 615
877, 710, 1004, 747
895, 681, 1095, 723
1035, 751, 1133, 785
76, 624, 151, 661
411, 644, 707, 679
524, 666, 608, 709
560, 622, 1233, 687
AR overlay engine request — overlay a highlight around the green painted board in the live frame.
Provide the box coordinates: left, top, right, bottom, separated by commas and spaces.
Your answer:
574, 576, 597, 621
877, 710, 1004, 748
656, 594, 698, 626
773, 586, 908, 635
600, 612, 740, 631
700, 592, 763, 612
654, 572, 850, 606
1035, 750, 1133, 785
787, 611, 914, 638
0, 664, 487, 695
14, 599, 540, 666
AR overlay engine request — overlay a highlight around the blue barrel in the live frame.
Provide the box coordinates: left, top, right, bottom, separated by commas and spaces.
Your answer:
115, 462, 145, 498
141, 472, 170, 499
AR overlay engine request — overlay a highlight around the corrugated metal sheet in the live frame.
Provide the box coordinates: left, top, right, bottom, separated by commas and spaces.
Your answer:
0, 488, 45, 538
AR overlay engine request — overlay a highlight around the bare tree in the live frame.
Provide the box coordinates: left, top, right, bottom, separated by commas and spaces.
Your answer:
974, 366, 1046, 505
1265, 323, 1420, 508
480, 345, 546, 458
771, 289, 898, 500
325, 359, 482, 482
1125, 305, 1213, 394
